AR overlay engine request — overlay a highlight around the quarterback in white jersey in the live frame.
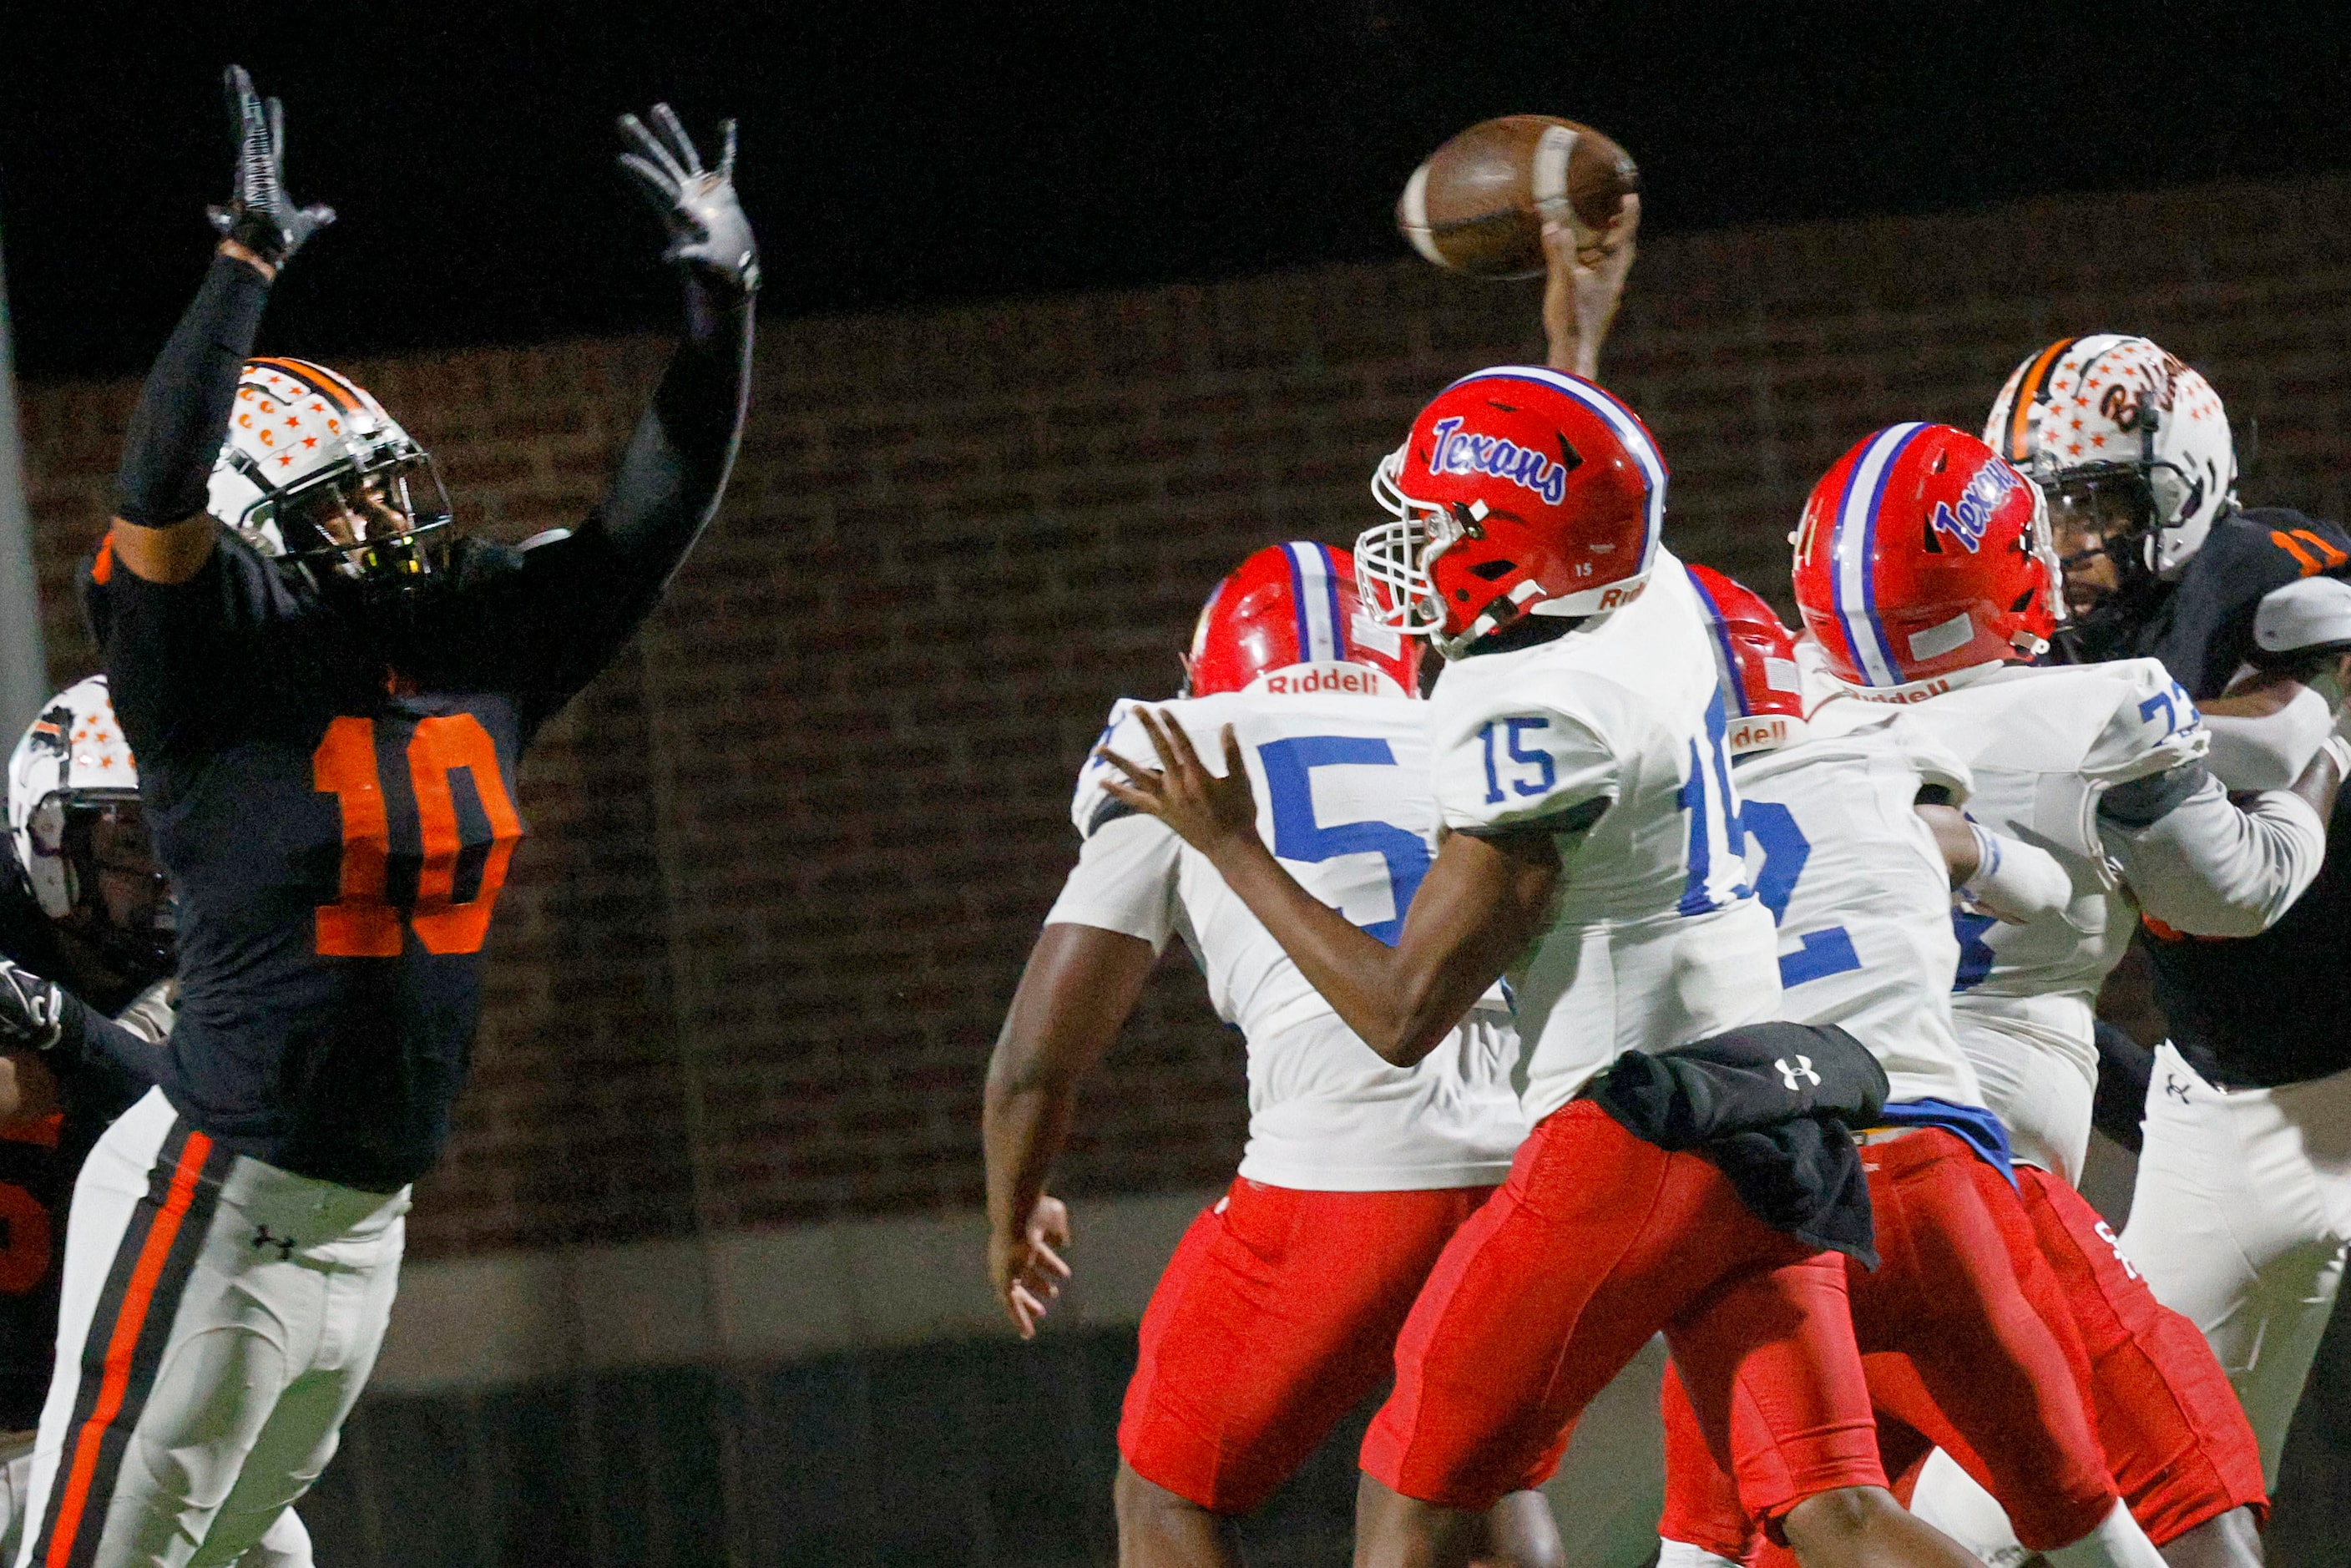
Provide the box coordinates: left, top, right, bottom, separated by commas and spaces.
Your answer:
1658, 564, 2170, 1568
1793, 422, 2306, 1562
1107, 369, 1984, 1568
983, 542, 1553, 1568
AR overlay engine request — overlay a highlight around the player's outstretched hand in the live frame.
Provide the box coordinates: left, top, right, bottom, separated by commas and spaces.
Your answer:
207, 66, 335, 273
1099, 711, 1260, 864
990, 1194, 1072, 1339
617, 104, 762, 295
0, 960, 64, 1052
1542, 191, 1638, 379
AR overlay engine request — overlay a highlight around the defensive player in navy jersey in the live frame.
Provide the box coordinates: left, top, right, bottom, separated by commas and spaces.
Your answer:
13, 68, 757, 1568
1985, 333, 2351, 1489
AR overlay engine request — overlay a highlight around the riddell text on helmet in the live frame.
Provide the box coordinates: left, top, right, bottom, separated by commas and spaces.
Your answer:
1428, 417, 1572, 507
1253, 664, 1392, 696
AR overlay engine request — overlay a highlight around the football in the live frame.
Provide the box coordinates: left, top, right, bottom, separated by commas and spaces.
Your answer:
1396, 115, 1640, 279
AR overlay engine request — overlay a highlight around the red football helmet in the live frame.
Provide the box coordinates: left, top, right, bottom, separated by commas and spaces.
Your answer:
1358, 366, 1667, 657
1792, 423, 2061, 692
1686, 564, 1807, 756
1184, 541, 1420, 698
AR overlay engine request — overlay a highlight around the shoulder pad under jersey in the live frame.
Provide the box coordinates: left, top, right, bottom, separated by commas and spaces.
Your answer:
2081, 657, 2209, 786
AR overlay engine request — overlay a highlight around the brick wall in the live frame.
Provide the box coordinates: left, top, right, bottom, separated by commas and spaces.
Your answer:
18, 175, 2351, 1257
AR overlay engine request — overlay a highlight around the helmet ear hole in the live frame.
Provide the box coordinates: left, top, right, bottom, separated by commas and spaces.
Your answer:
1469, 559, 1516, 581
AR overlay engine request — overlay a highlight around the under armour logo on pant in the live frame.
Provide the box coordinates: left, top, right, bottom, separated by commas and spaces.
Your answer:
250, 1225, 298, 1261
2092, 1219, 2142, 1282
2166, 1074, 2192, 1105
1776, 1055, 1822, 1092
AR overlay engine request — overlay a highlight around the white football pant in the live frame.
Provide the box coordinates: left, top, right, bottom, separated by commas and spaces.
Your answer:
2120, 1043, 2351, 1485
12, 1089, 404, 1568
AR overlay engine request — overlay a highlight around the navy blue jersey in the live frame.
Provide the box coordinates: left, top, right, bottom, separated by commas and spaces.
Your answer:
0, 837, 149, 1428
89, 528, 649, 1191
2114, 508, 2351, 1087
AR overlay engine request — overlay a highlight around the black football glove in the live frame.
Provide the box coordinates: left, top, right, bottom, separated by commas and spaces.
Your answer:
616, 104, 761, 295
0, 961, 65, 1053
207, 65, 336, 270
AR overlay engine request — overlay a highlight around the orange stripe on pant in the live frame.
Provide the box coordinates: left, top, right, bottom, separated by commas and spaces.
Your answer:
43, 1129, 214, 1568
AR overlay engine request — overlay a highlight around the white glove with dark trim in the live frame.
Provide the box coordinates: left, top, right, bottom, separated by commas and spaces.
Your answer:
616, 104, 761, 295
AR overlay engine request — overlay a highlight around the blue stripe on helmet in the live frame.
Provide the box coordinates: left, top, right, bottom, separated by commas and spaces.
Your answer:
1684, 568, 1750, 717
1283, 543, 1312, 661
1829, 423, 1925, 685
1320, 544, 1347, 660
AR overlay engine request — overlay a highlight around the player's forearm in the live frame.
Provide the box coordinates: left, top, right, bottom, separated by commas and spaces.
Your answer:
2104, 766, 2329, 937
109, 245, 275, 582
982, 1076, 1076, 1244
982, 923, 1155, 1238
586, 277, 754, 585
1203, 839, 1465, 1066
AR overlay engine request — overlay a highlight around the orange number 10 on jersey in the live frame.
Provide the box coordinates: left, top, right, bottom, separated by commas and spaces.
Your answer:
312, 714, 524, 958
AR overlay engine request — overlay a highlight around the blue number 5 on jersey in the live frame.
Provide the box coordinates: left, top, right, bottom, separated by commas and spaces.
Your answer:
1258, 736, 1432, 946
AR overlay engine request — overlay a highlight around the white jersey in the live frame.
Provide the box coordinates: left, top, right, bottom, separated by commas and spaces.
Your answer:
1839, 655, 2318, 1180
1427, 551, 1782, 1125
1047, 685, 1524, 1191
1733, 701, 1982, 1109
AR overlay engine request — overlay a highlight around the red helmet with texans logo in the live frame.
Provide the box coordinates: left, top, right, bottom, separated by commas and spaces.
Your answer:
1184, 541, 1420, 699
1792, 423, 2061, 693
1686, 564, 1807, 756
1357, 367, 1667, 658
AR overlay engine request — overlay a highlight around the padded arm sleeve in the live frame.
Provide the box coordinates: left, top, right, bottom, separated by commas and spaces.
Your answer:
114, 255, 272, 526
2098, 767, 2325, 938
1959, 825, 2073, 924
2202, 687, 2333, 791
497, 277, 755, 731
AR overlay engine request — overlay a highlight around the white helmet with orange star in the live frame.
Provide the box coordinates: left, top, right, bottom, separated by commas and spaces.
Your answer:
206, 357, 456, 599
1984, 334, 2237, 580
7, 676, 174, 974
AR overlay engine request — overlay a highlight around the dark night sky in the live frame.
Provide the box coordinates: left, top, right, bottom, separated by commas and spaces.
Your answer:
6, 2, 2350, 378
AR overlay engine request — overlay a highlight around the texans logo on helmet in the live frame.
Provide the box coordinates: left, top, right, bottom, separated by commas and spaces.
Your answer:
1929, 462, 2020, 555
1427, 415, 1575, 507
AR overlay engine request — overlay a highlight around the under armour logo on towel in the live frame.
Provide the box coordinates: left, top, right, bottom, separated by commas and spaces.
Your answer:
2166, 1074, 2192, 1105
1777, 1055, 1822, 1092
250, 1225, 298, 1261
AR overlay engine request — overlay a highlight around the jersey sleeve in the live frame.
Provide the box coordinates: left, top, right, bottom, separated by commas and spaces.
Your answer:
89, 534, 291, 777
1040, 700, 1182, 948
2081, 659, 2212, 787
1040, 814, 1181, 950
1887, 711, 1973, 802
1433, 700, 1618, 837
1068, 700, 1147, 838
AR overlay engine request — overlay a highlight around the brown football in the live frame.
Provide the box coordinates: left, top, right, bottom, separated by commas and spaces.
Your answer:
1397, 115, 1640, 279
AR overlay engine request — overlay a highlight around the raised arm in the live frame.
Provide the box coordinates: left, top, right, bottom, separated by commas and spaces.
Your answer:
504, 106, 759, 708
1540, 193, 1637, 379
108, 66, 331, 587
1101, 711, 1559, 1067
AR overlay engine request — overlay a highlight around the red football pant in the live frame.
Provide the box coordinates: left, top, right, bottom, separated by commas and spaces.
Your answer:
1118, 1177, 1498, 1514
1658, 1130, 2119, 1556
2007, 1168, 2266, 1542
1364, 1101, 1883, 1527
1840, 1167, 2267, 1546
